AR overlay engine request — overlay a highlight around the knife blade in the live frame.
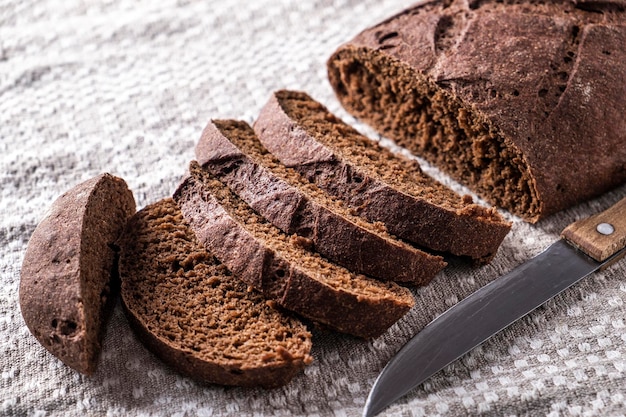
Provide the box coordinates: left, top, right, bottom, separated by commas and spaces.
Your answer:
363, 196, 626, 417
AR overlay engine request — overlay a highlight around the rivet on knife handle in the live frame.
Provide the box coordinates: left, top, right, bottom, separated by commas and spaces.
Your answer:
561, 196, 626, 262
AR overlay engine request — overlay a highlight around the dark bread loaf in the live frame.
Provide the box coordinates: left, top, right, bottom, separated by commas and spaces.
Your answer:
327, 0, 626, 222
254, 90, 511, 263
195, 119, 446, 286
118, 198, 313, 387
19, 173, 136, 375
173, 161, 415, 339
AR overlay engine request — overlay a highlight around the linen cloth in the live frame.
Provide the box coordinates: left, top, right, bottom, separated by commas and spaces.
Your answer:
1, 0, 625, 415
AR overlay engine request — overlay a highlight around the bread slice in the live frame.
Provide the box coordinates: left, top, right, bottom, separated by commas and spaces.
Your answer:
326, 0, 626, 222
19, 173, 136, 375
173, 161, 415, 339
195, 119, 446, 286
254, 90, 511, 263
117, 198, 313, 388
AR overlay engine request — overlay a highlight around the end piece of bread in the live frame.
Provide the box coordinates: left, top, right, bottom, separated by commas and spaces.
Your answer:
173, 162, 415, 339
195, 119, 446, 286
254, 90, 511, 263
19, 173, 136, 375
118, 198, 313, 388
326, 0, 626, 222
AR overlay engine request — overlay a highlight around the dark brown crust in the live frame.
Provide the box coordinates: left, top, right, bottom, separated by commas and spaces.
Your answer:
254, 90, 511, 263
327, 0, 626, 222
19, 174, 136, 375
195, 119, 446, 285
118, 199, 313, 388
173, 162, 415, 339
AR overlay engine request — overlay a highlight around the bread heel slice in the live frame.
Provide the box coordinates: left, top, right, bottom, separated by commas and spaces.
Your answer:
254, 90, 511, 263
118, 198, 313, 387
19, 173, 136, 375
195, 119, 445, 286
174, 162, 415, 339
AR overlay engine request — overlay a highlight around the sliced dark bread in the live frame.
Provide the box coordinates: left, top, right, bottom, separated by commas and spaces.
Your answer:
195, 119, 445, 286
173, 161, 415, 339
117, 198, 313, 388
19, 173, 136, 375
254, 90, 511, 263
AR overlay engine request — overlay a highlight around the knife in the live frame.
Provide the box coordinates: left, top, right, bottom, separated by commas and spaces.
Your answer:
363, 196, 626, 417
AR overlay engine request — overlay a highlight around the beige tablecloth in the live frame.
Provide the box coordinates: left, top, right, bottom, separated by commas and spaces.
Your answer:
1, 0, 625, 415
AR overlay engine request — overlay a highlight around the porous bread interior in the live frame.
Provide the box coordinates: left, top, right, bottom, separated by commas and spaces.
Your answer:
119, 198, 312, 367
190, 162, 411, 300
78, 176, 134, 369
327, 47, 540, 220
212, 119, 424, 254
273, 90, 504, 218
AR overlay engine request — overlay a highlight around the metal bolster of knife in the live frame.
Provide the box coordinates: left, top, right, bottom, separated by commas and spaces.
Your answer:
561, 196, 626, 268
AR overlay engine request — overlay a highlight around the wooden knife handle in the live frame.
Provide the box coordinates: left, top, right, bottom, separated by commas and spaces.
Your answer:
561, 196, 626, 262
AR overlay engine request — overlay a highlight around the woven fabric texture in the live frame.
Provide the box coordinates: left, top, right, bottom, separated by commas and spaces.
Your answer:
1, 0, 625, 416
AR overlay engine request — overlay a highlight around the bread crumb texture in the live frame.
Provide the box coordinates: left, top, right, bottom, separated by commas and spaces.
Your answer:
118, 198, 313, 387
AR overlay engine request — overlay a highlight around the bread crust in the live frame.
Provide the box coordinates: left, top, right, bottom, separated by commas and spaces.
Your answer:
173, 162, 415, 339
327, 0, 626, 222
19, 173, 135, 375
195, 119, 446, 285
254, 90, 511, 263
